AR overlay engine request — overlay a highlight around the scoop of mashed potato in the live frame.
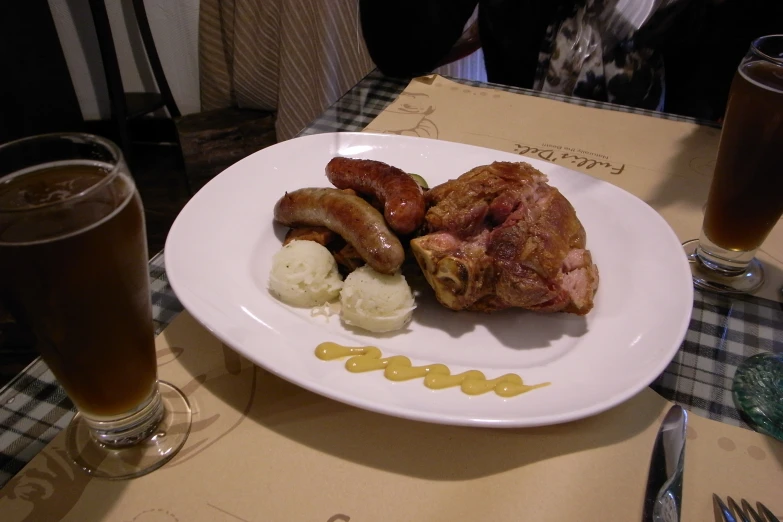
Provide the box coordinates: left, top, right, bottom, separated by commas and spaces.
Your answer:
340, 266, 416, 333
269, 240, 343, 307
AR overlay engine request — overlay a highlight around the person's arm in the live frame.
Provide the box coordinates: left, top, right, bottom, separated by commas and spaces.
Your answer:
359, 0, 479, 77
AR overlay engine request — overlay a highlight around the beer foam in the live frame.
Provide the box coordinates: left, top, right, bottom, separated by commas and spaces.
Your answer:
0, 160, 136, 245
0, 160, 115, 208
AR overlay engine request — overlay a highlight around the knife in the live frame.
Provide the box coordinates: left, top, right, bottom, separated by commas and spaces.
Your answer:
642, 405, 688, 522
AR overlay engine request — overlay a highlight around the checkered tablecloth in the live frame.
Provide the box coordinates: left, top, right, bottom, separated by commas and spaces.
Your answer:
1, 70, 781, 489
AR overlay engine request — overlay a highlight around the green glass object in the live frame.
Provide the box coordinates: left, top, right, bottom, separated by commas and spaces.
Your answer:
733, 352, 783, 441
408, 173, 429, 189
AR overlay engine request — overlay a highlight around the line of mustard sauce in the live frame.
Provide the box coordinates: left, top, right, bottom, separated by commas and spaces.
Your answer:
315, 342, 549, 397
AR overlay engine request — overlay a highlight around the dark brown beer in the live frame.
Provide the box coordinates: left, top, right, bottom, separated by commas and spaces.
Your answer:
0, 163, 156, 418
702, 60, 783, 251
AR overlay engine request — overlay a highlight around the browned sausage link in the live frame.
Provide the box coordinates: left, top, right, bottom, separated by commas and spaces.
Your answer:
273, 188, 405, 274
325, 157, 425, 235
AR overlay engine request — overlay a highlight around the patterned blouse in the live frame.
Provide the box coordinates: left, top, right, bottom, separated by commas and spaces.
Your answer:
533, 0, 671, 111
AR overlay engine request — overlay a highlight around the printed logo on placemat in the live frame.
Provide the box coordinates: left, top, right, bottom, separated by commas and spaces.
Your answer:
514, 143, 625, 175
365, 92, 439, 138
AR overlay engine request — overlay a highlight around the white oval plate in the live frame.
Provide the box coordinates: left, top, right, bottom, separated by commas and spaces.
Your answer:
165, 132, 692, 428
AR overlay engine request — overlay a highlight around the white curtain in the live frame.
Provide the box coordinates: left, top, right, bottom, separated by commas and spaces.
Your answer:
199, 0, 486, 141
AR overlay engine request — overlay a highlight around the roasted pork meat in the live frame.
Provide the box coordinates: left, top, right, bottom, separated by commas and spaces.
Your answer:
410, 161, 599, 315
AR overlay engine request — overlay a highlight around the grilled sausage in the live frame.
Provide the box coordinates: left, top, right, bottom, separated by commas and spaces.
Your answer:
274, 188, 404, 274
326, 157, 425, 235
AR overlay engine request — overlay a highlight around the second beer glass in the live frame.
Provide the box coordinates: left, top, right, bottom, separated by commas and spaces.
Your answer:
684, 34, 783, 294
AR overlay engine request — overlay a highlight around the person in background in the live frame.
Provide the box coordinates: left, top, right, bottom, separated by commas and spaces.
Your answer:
360, 0, 783, 121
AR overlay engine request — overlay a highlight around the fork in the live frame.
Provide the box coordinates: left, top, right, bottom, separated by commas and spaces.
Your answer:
713, 494, 781, 522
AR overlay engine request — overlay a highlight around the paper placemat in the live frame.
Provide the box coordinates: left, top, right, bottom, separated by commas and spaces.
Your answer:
364, 75, 783, 303
1, 312, 781, 521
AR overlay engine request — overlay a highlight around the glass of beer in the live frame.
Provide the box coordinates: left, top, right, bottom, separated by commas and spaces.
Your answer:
683, 34, 783, 294
0, 133, 191, 479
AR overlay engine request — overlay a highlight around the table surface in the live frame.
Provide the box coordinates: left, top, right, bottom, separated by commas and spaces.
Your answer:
1, 69, 782, 490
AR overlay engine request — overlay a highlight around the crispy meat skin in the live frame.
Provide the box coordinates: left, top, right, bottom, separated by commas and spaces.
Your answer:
411, 162, 598, 314
283, 227, 365, 273
283, 226, 335, 246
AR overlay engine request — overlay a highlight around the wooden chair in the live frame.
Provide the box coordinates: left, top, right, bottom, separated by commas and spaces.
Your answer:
87, 0, 181, 161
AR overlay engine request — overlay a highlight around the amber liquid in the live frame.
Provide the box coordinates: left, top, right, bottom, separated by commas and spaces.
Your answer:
0, 163, 156, 418
702, 60, 783, 251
